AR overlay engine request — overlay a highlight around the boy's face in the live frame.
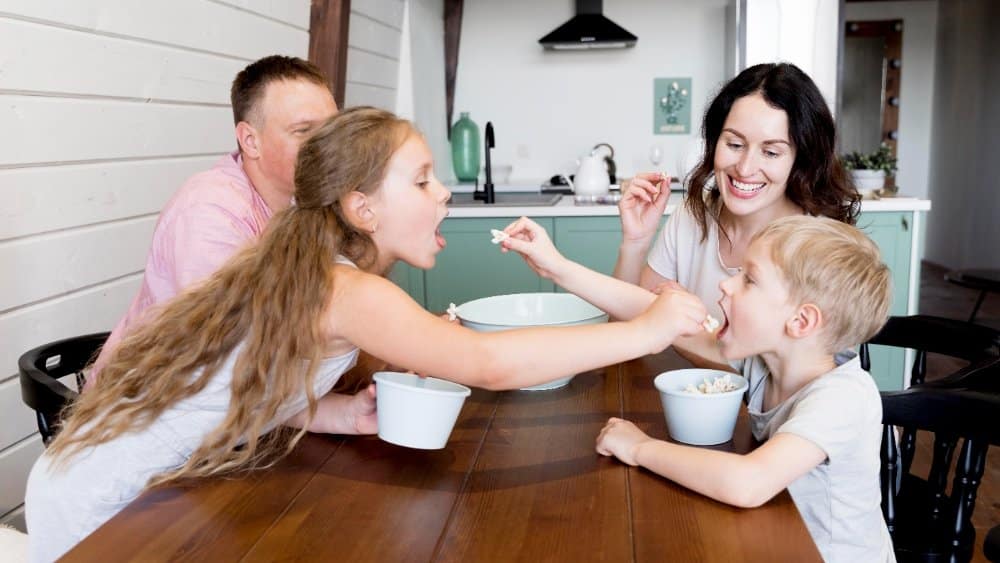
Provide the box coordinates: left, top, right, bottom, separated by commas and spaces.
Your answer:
716, 239, 797, 360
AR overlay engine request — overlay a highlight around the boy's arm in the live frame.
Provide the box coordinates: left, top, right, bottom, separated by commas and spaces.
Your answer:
598, 419, 825, 508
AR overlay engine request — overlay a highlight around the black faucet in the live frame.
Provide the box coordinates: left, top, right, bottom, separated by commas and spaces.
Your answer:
475, 121, 496, 204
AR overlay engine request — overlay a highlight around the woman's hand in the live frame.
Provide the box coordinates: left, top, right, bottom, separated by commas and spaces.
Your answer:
596, 417, 652, 466
619, 172, 671, 244
498, 216, 569, 282
635, 284, 707, 353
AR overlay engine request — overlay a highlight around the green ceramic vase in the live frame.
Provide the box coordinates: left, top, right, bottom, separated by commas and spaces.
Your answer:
450, 112, 480, 183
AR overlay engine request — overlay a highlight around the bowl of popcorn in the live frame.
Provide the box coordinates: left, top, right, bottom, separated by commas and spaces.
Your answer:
373, 371, 472, 449
653, 369, 747, 445
454, 292, 608, 390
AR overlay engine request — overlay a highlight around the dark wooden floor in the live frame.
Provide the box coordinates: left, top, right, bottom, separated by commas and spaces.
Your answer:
916, 261, 999, 563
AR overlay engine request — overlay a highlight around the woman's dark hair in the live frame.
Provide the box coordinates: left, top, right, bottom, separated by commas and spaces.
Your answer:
685, 63, 860, 240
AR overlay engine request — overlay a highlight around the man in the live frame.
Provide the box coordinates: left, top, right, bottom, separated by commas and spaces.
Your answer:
91, 55, 337, 378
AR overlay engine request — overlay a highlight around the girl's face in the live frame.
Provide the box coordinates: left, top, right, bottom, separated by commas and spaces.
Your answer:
370, 134, 451, 270
713, 93, 797, 219
715, 239, 796, 360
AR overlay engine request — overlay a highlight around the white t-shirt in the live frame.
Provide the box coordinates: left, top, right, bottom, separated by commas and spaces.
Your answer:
646, 202, 738, 321
736, 352, 895, 563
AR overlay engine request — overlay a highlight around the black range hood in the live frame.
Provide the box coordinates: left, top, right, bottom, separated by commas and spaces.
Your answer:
539, 0, 637, 50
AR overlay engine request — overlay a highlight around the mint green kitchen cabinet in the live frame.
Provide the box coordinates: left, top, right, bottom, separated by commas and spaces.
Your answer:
554, 216, 663, 278
856, 211, 915, 390
422, 217, 555, 312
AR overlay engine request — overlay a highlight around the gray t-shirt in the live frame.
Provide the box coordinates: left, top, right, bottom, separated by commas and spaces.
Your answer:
736, 352, 895, 563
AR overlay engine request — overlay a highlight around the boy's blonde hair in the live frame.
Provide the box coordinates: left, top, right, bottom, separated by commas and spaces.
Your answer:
752, 215, 891, 352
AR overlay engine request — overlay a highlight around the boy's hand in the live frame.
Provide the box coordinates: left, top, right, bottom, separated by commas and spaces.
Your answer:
497, 216, 569, 281
619, 172, 671, 244
636, 285, 708, 353
342, 383, 378, 435
596, 417, 652, 466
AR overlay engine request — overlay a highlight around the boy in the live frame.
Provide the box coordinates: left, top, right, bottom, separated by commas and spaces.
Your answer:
499, 214, 894, 562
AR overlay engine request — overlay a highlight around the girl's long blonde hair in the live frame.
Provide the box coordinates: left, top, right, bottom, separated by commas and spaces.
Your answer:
47, 107, 413, 486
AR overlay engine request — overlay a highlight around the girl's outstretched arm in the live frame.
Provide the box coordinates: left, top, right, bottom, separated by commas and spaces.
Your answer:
501, 217, 728, 369
329, 265, 706, 391
596, 418, 826, 508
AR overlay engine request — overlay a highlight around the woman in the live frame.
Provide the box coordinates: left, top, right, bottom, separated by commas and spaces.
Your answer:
614, 63, 860, 320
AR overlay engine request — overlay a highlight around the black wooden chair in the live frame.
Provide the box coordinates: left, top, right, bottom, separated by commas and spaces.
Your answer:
861, 315, 1000, 479
861, 315, 1000, 562
18, 332, 109, 445
986, 524, 1000, 562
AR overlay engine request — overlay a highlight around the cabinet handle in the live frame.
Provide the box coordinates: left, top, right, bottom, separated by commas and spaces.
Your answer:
901, 216, 909, 231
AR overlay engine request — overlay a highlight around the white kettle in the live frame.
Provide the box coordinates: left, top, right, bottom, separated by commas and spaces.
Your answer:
563, 151, 610, 196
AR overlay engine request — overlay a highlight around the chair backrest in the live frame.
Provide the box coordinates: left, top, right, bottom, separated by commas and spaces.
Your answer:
868, 316, 1000, 562
18, 332, 109, 445
861, 314, 1000, 386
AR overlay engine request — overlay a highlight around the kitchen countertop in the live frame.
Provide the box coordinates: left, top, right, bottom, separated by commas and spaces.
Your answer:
447, 193, 932, 218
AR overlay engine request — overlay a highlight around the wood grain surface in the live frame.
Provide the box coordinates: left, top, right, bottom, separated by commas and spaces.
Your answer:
63, 351, 820, 562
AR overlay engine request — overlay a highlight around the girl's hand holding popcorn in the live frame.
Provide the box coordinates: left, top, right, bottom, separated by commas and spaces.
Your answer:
637, 284, 709, 353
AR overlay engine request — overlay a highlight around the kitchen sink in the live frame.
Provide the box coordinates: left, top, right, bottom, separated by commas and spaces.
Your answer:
447, 192, 562, 207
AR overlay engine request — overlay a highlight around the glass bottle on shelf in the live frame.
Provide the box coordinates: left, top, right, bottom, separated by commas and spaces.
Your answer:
450, 112, 480, 183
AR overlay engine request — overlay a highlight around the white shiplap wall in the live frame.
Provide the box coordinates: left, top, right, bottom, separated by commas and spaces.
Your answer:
344, 0, 404, 110
0, 0, 311, 531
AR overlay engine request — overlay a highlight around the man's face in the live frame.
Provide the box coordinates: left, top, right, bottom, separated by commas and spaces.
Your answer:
250, 79, 337, 200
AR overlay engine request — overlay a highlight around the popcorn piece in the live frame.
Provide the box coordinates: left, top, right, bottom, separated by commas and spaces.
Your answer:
702, 314, 721, 333
490, 229, 510, 244
685, 374, 739, 394
446, 302, 459, 322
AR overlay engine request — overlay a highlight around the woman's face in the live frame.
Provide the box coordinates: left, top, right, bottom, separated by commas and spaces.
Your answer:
370, 134, 452, 270
713, 93, 797, 219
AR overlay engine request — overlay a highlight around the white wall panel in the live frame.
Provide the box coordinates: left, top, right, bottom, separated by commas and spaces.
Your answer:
0, 379, 38, 454
0, 96, 232, 166
0, 277, 140, 379
352, 0, 405, 29
0, 156, 216, 241
348, 12, 402, 59
211, 0, 310, 29
0, 1, 308, 61
344, 82, 397, 111
0, 219, 154, 312
345, 48, 399, 89
0, 19, 241, 104
0, 437, 44, 518
0, 0, 312, 524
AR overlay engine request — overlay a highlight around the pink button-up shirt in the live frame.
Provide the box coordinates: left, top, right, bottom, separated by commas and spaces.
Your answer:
91, 152, 273, 379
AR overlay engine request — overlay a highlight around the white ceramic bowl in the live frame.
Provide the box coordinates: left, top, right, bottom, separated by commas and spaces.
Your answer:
654, 369, 748, 446
456, 293, 608, 390
373, 371, 471, 449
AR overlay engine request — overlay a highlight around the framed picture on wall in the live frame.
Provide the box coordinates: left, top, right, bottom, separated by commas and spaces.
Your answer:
653, 77, 692, 135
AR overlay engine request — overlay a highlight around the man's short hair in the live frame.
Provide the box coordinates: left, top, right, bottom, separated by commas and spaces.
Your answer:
753, 215, 892, 352
230, 55, 330, 127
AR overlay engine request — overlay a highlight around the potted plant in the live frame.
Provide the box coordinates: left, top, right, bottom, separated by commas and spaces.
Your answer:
841, 144, 897, 196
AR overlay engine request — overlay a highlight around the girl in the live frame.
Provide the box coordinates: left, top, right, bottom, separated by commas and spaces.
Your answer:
25, 108, 708, 561
614, 63, 860, 322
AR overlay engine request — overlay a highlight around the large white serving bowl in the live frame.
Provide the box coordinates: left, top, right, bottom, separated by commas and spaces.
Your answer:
653, 369, 748, 446
373, 371, 471, 449
456, 293, 609, 391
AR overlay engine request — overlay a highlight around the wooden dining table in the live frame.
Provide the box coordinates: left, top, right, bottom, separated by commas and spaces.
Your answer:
63, 349, 820, 562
